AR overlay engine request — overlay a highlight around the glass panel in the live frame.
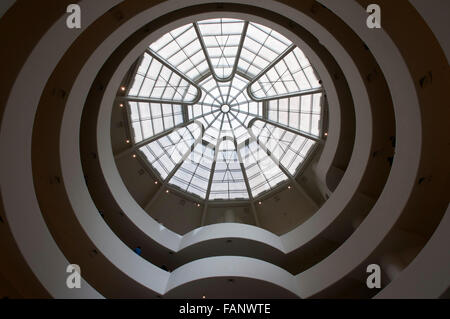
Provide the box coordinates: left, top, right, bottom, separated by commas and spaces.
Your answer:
129, 52, 199, 103
240, 141, 288, 197
138, 123, 201, 180
267, 93, 322, 137
197, 18, 246, 80
128, 102, 184, 143
150, 23, 209, 82
251, 120, 316, 176
237, 22, 291, 78
249, 48, 321, 99
210, 140, 249, 200
169, 143, 214, 199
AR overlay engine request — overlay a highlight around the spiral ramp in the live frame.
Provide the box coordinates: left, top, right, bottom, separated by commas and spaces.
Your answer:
0, 0, 449, 299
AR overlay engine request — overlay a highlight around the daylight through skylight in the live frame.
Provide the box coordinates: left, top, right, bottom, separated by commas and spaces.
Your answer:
123, 18, 324, 202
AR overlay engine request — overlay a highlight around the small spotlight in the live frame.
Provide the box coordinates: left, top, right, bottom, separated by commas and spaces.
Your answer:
197, 203, 201, 207
120, 86, 126, 92
132, 154, 137, 158
119, 103, 124, 108
154, 181, 158, 185
324, 132, 328, 136
202, 296, 206, 299
126, 139, 130, 144
288, 185, 291, 190
166, 190, 169, 194
258, 201, 262, 205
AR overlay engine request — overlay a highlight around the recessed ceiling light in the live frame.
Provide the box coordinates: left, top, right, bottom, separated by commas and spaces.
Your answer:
132, 154, 137, 158
120, 86, 126, 91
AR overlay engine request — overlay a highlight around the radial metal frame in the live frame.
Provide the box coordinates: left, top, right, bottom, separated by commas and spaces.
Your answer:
117, 18, 326, 206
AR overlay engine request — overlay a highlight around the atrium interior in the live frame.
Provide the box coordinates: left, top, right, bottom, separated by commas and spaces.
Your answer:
0, 0, 449, 299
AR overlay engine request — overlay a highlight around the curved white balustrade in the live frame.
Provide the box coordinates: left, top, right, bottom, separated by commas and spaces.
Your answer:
95, 5, 366, 260
0, 0, 446, 298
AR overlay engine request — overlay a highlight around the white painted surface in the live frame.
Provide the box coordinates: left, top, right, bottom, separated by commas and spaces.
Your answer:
2, 0, 440, 298
0, 0, 15, 18
410, 0, 450, 63
0, 0, 121, 298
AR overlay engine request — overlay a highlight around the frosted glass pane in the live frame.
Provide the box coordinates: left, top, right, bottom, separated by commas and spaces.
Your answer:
125, 18, 322, 201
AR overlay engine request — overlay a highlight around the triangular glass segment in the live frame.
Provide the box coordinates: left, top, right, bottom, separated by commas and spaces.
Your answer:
228, 112, 251, 145
239, 141, 288, 197
149, 23, 209, 81
197, 18, 246, 80
251, 120, 316, 176
249, 48, 321, 100
128, 52, 200, 103
209, 140, 249, 200
203, 113, 223, 146
129, 102, 184, 143
169, 143, 214, 199
237, 22, 292, 78
139, 122, 202, 180
267, 93, 322, 137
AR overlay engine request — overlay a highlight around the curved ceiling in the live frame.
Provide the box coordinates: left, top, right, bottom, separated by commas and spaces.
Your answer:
0, 0, 448, 300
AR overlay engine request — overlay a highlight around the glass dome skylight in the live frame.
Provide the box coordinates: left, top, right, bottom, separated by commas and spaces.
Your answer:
122, 18, 324, 202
